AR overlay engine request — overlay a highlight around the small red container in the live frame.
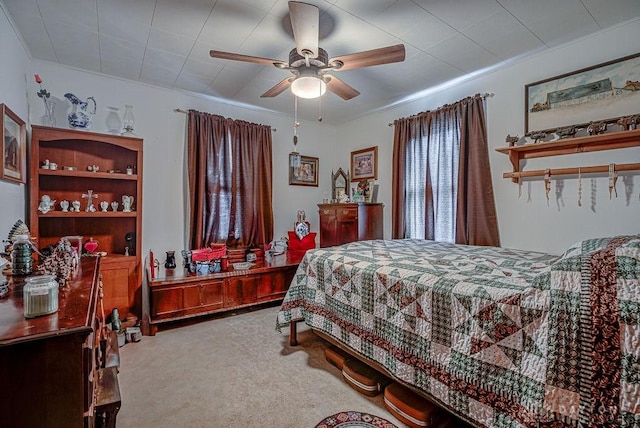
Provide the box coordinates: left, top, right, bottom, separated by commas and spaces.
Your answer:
191, 244, 227, 262
287, 231, 316, 251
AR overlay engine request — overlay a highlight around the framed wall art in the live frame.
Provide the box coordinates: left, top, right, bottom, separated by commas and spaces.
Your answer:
525, 52, 640, 133
350, 146, 377, 181
289, 155, 319, 186
1, 103, 26, 183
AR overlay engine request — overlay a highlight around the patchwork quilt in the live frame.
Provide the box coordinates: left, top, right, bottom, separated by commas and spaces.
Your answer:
276, 237, 640, 428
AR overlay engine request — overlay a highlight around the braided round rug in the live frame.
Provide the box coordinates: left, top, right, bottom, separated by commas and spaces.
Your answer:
314, 411, 398, 428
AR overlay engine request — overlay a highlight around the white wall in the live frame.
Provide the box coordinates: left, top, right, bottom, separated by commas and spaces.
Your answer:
2, 8, 638, 258
336, 18, 640, 254
27, 61, 337, 258
0, 4, 30, 244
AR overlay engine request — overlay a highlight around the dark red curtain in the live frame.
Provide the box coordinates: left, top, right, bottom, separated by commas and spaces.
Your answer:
455, 96, 499, 246
187, 110, 273, 249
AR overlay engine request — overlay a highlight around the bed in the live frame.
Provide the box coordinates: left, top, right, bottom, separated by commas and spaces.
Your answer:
275, 237, 640, 427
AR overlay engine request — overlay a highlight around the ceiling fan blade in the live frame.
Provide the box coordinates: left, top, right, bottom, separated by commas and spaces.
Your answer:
261, 78, 294, 98
210, 50, 287, 67
325, 75, 360, 100
329, 44, 406, 71
289, 1, 319, 58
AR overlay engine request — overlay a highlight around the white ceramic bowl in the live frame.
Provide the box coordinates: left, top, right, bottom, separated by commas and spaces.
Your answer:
233, 262, 254, 270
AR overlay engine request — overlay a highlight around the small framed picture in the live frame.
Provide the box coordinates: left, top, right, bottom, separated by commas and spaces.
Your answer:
289, 155, 319, 186
356, 179, 376, 202
351, 146, 377, 181
1, 104, 26, 183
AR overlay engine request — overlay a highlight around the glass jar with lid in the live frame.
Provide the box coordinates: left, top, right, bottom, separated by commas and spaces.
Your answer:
23, 275, 59, 318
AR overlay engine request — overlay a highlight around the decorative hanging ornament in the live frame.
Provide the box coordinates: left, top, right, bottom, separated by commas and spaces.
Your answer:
289, 96, 301, 168
577, 168, 582, 207
544, 169, 551, 206
608, 163, 618, 199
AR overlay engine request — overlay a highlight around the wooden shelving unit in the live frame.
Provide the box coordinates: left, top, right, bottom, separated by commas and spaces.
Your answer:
495, 129, 640, 182
29, 125, 143, 324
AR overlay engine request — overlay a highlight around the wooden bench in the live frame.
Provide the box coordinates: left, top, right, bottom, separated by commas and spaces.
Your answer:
144, 251, 306, 335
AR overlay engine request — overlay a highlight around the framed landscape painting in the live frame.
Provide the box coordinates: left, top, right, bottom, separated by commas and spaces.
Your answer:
525, 53, 640, 133
1, 103, 26, 183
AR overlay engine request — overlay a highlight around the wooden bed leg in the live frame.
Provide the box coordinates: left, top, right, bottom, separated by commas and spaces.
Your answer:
289, 320, 298, 346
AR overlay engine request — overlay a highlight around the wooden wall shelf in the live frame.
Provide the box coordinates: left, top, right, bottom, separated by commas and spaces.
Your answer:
39, 170, 138, 180
496, 129, 640, 182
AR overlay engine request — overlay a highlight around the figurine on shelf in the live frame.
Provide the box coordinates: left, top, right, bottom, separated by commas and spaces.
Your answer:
38, 195, 56, 214
72, 200, 81, 212
587, 121, 607, 135
60, 200, 69, 212
82, 190, 98, 212
99, 201, 109, 212
529, 131, 547, 143
122, 195, 134, 213
111, 201, 119, 212
556, 126, 577, 139
505, 134, 519, 147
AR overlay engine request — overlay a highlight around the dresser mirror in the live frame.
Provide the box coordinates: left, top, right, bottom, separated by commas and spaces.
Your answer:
332, 168, 349, 201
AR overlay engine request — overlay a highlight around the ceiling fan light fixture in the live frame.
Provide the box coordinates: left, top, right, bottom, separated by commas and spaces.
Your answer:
291, 74, 326, 99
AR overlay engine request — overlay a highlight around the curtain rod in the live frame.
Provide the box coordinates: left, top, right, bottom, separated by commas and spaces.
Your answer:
387, 92, 495, 127
173, 108, 277, 132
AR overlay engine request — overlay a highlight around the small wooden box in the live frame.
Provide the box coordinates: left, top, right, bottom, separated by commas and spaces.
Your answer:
324, 345, 351, 370
384, 382, 441, 428
342, 358, 391, 397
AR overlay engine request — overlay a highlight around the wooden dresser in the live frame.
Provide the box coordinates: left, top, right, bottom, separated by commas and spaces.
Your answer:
0, 257, 115, 428
318, 202, 383, 247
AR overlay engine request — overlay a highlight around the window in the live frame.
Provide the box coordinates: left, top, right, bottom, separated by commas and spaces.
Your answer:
404, 113, 460, 243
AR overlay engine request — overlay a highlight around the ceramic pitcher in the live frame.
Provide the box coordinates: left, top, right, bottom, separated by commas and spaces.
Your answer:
64, 93, 96, 129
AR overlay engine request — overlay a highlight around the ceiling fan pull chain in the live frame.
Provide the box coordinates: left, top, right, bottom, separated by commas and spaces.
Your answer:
318, 91, 323, 122
293, 95, 300, 145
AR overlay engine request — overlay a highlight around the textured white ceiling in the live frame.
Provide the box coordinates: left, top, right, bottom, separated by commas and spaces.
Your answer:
5, 0, 640, 124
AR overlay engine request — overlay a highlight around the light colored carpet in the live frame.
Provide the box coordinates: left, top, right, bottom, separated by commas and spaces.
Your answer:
117, 306, 471, 427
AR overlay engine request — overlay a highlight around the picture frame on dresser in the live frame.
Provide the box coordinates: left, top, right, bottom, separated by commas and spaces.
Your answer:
289, 155, 318, 186
351, 146, 377, 181
525, 52, 640, 133
1, 103, 26, 183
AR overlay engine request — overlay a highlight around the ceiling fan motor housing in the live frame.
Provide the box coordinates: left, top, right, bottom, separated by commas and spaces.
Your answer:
289, 47, 328, 68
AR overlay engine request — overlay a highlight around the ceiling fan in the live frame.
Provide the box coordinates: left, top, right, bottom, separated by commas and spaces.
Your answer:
209, 1, 406, 100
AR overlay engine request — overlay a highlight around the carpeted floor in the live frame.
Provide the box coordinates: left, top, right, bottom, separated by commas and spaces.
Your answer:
117, 306, 470, 427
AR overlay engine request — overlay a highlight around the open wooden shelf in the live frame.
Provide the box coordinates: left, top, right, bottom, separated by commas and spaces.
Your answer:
39, 169, 138, 180
496, 129, 640, 182
30, 125, 143, 332
38, 211, 138, 218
